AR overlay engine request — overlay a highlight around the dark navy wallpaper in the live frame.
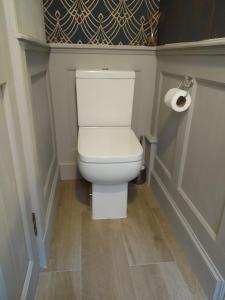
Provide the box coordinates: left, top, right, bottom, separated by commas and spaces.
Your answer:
43, 0, 160, 45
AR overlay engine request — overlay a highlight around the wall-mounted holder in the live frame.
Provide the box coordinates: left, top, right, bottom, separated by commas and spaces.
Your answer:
132, 134, 158, 186
178, 75, 194, 95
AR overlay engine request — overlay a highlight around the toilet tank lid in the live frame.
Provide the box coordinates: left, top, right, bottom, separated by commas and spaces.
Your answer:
76, 70, 135, 79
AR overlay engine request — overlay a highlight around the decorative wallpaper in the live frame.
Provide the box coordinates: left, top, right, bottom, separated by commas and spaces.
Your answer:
43, 0, 160, 46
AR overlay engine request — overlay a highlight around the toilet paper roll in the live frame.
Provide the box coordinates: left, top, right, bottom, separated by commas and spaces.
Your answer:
164, 88, 191, 112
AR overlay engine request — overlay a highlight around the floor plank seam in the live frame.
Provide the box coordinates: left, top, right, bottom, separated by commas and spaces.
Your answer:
129, 260, 175, 268
41, 268, 81, 274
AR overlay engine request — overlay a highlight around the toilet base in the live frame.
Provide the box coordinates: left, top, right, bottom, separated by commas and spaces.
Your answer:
92, 183, 127, 219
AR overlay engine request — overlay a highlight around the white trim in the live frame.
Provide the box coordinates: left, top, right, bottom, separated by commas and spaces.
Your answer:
157, 37, 225, 51
0, 267, 8, 300
42, 165, 60, 268
145, 133, 158, 144
43, 154, 56, 198
50, 42, 156, 51
155, 155, 172, 180
178, 187, 217, 241
20, 261, 34, 300
50, 43, 156, 55
147, 142, 157, 185
17, 34, 225, 54
17, 33, 49, 49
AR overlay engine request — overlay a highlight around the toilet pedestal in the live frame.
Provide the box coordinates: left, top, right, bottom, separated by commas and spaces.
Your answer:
92, 183, 128, 219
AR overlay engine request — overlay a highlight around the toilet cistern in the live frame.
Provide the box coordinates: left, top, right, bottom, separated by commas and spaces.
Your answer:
76, 70, 143, 219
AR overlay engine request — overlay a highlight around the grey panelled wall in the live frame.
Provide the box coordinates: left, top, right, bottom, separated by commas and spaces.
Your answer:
3, 0, 59, 270
49, 46, 156, 180
28, 52, 55, 220
150, 48, 225, 299
1, 0, 58, 297
0, 0, 43, 298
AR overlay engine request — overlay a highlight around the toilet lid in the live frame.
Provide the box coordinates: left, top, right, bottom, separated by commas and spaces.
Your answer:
78, 127, 143, 163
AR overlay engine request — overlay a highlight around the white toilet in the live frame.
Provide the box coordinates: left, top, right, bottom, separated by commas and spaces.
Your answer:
76, 70, 143, 219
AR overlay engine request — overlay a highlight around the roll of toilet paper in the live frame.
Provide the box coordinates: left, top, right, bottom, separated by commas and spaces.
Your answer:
164, 88, 191, 112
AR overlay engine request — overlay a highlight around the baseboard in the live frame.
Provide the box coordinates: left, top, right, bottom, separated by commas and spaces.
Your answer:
20, 261, 39, 300
42, 165, 60, 268
59, 162, 80, 180
0, 267, 7, 300
151, 171, 225, 300
43, 154, 56, 199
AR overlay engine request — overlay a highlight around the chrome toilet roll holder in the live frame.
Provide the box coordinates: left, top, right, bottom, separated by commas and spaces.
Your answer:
178, 76, 194, 95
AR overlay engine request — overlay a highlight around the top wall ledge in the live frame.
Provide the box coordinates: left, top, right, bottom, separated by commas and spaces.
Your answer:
157, 38, 225, 55
17, 35, 225, 56
49, 43, 156, 55
17, 33, 50, 52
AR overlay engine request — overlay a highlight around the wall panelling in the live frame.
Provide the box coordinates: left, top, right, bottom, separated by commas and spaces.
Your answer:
0, 0, 41, 297
151, 48, 225, 299
25, 49, 59, 265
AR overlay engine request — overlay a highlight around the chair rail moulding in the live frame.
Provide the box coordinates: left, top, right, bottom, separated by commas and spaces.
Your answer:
49, 43, 156, 55
17, 33, 50, 50
156, 37, 225, 56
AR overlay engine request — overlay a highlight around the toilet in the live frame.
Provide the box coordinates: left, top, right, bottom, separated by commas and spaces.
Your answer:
76, 70, 143, 219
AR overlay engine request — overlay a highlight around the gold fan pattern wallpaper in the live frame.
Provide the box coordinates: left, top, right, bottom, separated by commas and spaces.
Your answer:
43, 0, 160, 45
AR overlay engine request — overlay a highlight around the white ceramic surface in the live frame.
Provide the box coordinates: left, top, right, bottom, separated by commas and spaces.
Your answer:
76, 70, 135, 127
92, 183, 128, 219
78, 159, 142, 185
78, 127, 143, 163
76, 70, 135, 79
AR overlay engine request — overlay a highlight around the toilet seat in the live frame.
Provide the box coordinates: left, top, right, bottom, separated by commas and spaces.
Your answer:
78, 127, 143, 164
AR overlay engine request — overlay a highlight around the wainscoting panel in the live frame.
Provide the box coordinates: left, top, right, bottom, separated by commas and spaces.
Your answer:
156, 73, 184, 177
31, 72, 54, 201
25, 49, 59, 266
181, 80, 225, 236
151, 50, 225, 299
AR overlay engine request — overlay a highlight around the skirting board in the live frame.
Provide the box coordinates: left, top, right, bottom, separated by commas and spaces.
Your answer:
0, 268, 7, 300
151, 171, 225, 300
59, 162, 80, 180
42, 165, 60, 268
20, 261, 38, 300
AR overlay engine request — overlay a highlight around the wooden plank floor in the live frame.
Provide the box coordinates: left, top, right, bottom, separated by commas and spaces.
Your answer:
35, 180, 207, 300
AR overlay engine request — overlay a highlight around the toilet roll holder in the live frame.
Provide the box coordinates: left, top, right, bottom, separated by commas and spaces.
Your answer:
178, 76, 194, 95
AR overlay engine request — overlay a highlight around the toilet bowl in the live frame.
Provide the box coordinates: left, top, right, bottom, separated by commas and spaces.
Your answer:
76, 70, 143, 219
78, 127, 142, 219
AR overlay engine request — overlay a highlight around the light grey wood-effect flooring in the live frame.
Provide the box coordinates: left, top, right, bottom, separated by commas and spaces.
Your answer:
35, 180, 207, 300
